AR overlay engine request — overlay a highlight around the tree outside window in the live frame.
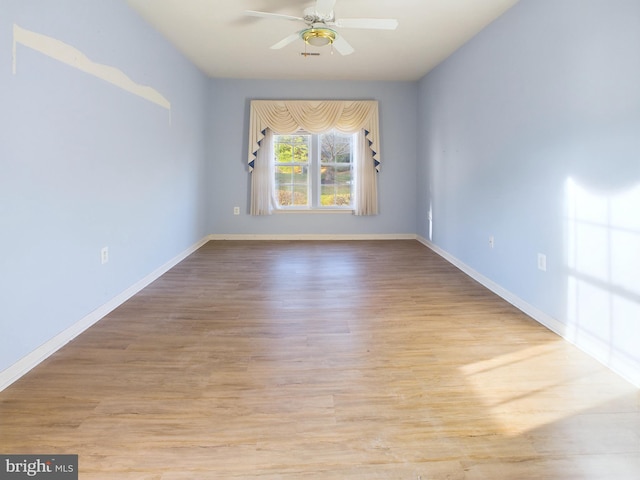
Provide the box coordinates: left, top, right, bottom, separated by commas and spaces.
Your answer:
274, 130, 354, 209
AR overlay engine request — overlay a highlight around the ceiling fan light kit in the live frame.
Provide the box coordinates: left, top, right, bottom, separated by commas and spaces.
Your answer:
244, 0, 397, 57
301, 27, 336, 47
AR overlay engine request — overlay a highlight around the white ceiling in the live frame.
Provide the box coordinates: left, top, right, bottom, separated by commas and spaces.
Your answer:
125, 0, 520, 81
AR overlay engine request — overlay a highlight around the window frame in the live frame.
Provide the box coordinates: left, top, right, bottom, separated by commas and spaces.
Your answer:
273, 129, 356, 212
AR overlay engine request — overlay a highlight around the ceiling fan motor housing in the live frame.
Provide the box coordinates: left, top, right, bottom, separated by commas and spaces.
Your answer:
303, 6, 334, 24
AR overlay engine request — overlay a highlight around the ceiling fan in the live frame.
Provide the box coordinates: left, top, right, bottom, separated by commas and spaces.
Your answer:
244, 0, 398, 56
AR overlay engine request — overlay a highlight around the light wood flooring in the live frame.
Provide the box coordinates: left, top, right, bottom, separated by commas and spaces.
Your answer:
1, 240, 639, 479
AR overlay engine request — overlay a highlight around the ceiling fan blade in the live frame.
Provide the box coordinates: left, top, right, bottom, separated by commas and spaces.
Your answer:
332, 34, 354, 56
244, 10, 303, 22
315, 0, 337, 18
270, 31, 302, 50
333, 18, 398, 30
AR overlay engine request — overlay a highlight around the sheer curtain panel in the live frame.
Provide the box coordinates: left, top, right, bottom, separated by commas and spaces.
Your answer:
250, 128, 276, 215
354, 130, 378, 215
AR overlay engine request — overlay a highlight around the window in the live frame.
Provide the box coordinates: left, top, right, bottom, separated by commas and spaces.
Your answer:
274, 130, 355, 209
249, 99, 380, 216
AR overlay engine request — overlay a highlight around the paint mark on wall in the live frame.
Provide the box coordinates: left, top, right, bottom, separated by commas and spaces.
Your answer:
12, 24, 171, 111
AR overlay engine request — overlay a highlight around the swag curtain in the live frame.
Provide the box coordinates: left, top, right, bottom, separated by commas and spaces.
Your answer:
248, 100, 380, 216
248, 100, 380, 170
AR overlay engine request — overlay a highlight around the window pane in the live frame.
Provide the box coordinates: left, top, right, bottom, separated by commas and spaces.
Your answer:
336, 148, 351, 163
293, 145, 309, 163
321, 132, 352, 163
335, 165, 352, 184
275, 165, 308, 207
275, 134, 310, 164
319, 132, 353, 207
274, 132, 310, 209
320, 166, 336, 185
321, 184, 351, 206
293, 185, 308, 206
321, 166, 352, 184
275, 142, 292, 163
277, 186, 293, 206
275, 165, 288, 181
292, 165, 308, 183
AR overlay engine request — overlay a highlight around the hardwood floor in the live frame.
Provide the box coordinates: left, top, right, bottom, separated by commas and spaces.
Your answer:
1, 240, 638, 479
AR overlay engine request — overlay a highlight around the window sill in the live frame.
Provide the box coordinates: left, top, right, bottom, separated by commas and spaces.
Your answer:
274, 208, 354, 214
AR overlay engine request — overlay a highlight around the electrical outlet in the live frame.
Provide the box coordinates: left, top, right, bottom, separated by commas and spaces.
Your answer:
489, 236, 494, 248
233, 206, 240, 215
101, 247, 109, 265
538, 253, 547, 271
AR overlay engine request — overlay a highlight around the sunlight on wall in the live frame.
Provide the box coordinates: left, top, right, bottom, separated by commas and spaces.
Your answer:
458, 179, 640, 435
564, 178, 640, 371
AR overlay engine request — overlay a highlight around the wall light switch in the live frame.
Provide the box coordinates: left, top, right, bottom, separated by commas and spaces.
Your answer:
233, 207, 240, 215
101, 247, 109, 265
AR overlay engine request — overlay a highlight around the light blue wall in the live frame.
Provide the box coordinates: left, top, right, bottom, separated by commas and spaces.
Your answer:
0, 1, 209, 373
207, 79, 418, 236
417, 0, 640, 382
3, 0, 637, 386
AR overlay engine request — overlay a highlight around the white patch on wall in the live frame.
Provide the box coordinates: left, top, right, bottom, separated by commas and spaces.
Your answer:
564, 177, 640, 384
12, 23, 171, 111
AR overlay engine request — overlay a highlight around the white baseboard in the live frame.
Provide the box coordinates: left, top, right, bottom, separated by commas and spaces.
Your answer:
5, 234, 636, 391
1, 234, 411, 391
0, 237, 209, 392
207, 233, 417, 241
416, 235, 640, 388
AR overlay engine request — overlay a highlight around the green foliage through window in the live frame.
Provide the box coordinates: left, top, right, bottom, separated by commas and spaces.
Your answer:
274, 131, 354, 209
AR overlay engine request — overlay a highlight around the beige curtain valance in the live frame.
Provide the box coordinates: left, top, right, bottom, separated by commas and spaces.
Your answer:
248, 100, 380, 171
